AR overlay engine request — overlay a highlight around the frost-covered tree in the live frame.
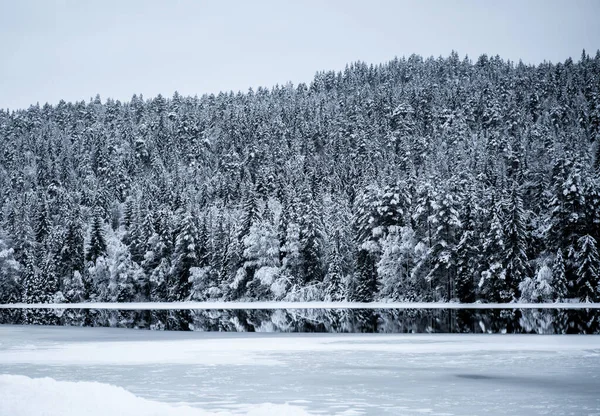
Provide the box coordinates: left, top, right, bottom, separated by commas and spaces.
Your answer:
281, 222, 303, 285
480, 202, 507, 302
455, 191, 480, 303
552, 249, 569, 301
299, 197, 324, 284
323, 251, 345, 301
427, 188, 462, 300
575, 235, 600, 302
86, 211, 107, 264
0, 235, 21, 304
502, 185, 529, 300
520, 264, 554, 303
64, 271, 85, 303
236, 214, 280, 299
169, 212, 200, 301
60, 215, 85, 283
378, 226, 417, 300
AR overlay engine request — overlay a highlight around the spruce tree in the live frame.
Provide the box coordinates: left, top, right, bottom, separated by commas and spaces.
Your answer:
169, 213, 199, 301
35, 198, 51, 244
575, 235, 600, 302
0, 236, 21, 304
300, 197, 324, 284
503, 185, 529, 300
60, 215, 85, 279
553, 249, 569, 301
86, 211, 107, 263
324, 251, 345, 301
480, 201, 507, 302
428, 188, 462, 300
351, 248, 378, 302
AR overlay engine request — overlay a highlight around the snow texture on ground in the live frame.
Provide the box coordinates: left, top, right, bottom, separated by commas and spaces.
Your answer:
1, 326, 599, 415
1, 301, 600, 310
0, 374, 312, 416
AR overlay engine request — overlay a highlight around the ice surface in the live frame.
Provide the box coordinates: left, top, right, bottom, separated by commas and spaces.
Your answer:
1, 326, 600, 415
1, 301, 599, 309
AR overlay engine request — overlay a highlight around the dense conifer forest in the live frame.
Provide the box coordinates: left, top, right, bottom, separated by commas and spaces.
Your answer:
1, 51, 600, 311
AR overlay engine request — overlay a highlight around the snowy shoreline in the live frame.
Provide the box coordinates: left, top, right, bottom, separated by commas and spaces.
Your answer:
1, 301, 600, 310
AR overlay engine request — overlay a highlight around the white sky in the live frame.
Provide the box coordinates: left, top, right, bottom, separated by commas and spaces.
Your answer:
1, 0, 599, 110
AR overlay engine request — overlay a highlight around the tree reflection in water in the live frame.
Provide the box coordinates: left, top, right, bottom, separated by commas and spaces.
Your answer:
1, 308, 599, 334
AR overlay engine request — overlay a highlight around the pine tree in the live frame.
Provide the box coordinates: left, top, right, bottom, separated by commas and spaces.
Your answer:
548, 158, 587, 290
123, 198, 136, 229
169, 213, 199, 301
428, 188, 462, 300
350, 188, 380, 302
377, 226, 417, 300
113, 244, 142, 302
86, 211, 107, 263
238, 188, 262, 242
239, 214, 280, 299
502, 185, 529, 300
35, 198, 51, 244
575, 235, 600, 302
351, 248, 378, 302
324, 252, 345, 301
60, 215, 85, 281
300, 197, 324, 284
480, 201, 507, 302
64, 271, 85, 303
455, 229, 478, 303
323, 232, 346, 301
0, 235, 21, 304
553, 249, 569, 301
22, 249, 50, 304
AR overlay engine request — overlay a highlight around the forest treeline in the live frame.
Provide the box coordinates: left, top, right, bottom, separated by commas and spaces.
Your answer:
1, 51, 599, 315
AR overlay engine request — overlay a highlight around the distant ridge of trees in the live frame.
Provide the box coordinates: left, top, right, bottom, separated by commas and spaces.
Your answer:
1, 51, 600, 324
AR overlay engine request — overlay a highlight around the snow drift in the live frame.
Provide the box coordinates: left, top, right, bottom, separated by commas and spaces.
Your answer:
0, 374, 314, 416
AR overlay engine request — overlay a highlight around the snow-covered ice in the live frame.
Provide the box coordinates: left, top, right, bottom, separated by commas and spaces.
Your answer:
1, 325, 599, 415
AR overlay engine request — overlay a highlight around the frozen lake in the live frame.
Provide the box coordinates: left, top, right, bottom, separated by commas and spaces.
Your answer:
1, 325, 599, 415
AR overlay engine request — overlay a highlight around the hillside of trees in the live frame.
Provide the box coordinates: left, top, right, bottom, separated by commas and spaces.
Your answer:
1, 51, 599, 314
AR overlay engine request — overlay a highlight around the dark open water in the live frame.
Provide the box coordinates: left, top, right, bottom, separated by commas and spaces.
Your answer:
1, 308, 599, 334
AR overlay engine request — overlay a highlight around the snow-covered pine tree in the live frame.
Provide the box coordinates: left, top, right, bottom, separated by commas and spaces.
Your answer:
480, 197, 508, 302
322, 230, 346, 301
575, 234, 600, 302
281, 221, 303, 286
169, 212, 200, 301
350, 187, 380, 302
238, 210, 280, 299
64, 271, 85, 303
548, 158, 587, 292
427, 186, 462, 300
552, 249, 569, 301
60, 214, 85, 281
455, 191, 480, 303
377, 226, 417, 300
502, 185, 529, 301
34, 197, 51, 246
411, 180, 437, 297
0, 235, 21, 304
86, 210, 107, 264
299, 195, 324, 284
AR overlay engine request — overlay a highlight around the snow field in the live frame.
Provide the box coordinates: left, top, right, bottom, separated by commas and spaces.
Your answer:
0, 374, 313, 416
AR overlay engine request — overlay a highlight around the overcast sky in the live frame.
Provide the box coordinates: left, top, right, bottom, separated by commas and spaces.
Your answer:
1, 0, 599, 110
